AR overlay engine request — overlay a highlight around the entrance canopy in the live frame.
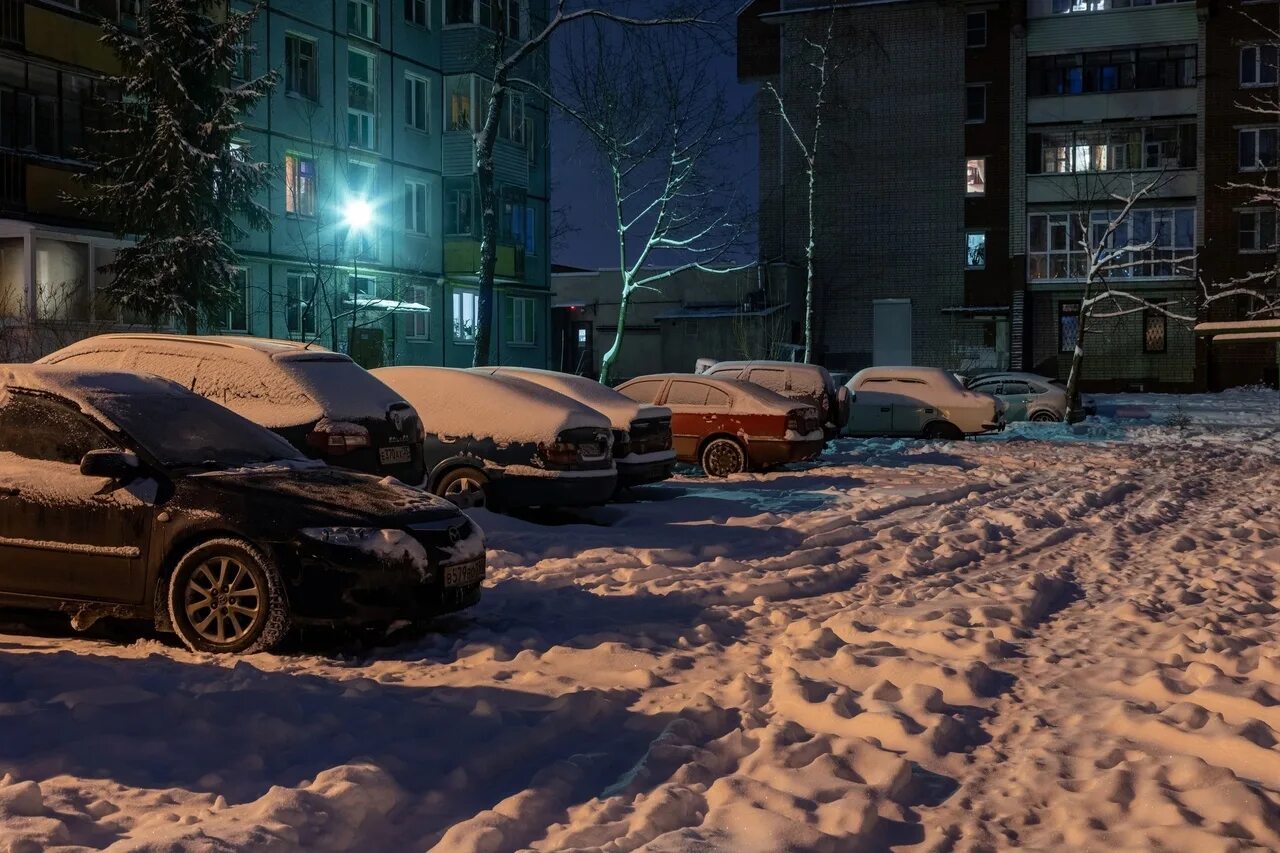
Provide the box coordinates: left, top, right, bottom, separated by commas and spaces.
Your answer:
1195, 319, 1280, 343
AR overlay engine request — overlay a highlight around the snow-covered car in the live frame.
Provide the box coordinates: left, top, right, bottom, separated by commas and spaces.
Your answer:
472, 367, 676, 489
0, 366, 484, 655
616, 373, 824, 477
38, 335, 425, 484
702, 360, 850, 440
965, 373, 1074, 423
965, 371, 1092, 422
372, 366, 617, 509
845, 366, 1004, 439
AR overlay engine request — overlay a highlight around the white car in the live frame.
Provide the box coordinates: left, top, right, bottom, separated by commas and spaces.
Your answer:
844, 367, 1004, 439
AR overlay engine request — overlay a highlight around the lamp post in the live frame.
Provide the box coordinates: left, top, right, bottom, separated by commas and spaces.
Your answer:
342, 198, 373, 361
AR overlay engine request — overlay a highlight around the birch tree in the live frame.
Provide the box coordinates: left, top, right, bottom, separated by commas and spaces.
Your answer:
1059, 174, 1199, 421
760, 5, 877, 364
467, 1, 707, 367
527, 20, 748, 384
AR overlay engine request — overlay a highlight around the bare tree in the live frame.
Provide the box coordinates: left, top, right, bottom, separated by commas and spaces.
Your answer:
1059, 174, 1199, 420
528, 20, 748, 384
761, 5, 877, 364
467, 1, 708, 367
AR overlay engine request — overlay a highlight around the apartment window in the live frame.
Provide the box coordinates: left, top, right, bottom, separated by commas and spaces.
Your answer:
1239, 127, 1279, 171
453, 289, 478, 341
1239, 209, 1277, 252
406, 0, 429, 27
966, 157, 986, 195
524, 205, 537, 255
966, 84, 986, 123
348, 0, 376, 40
285, 35, 317, 100
349, 274, 376, 304
1028, 45, 1196, 97
284, 154, 316, 217
1035, 124, 1195, 174
501, 187, 526, 245
966, 232, 986, 269
347, 160, 375, 199
348, 49, 376, 150
1059, 301, 1080, 353
966, 12, 986, 48
405, 180, 430, 234
407, 285, 430, 339
526, 117, 539, 166
510, 296, 535, 345
286, 271, 317, 337
225, 268, 248, 332
405, 73, 429, 132
231, 39, 251, 81
1029, 208, 1195, 280
445, 178, 474, 235
446, 0, 473, 24
1143, 305, 1168, 353
445, 74, 477, 132
505, 92, 525, 144
1240, 44, 1279, 87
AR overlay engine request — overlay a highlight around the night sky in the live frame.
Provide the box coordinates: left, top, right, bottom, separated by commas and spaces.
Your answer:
549, 1, 760, 269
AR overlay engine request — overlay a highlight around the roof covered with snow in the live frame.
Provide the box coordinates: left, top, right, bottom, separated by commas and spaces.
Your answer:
477, 367, 670, 430
372, 366, 611, 443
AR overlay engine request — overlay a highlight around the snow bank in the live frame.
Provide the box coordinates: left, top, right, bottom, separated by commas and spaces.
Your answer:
372, 367, 611, 443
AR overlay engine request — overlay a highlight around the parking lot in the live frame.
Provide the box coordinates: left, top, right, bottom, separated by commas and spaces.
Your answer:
0, 390, 1278, 851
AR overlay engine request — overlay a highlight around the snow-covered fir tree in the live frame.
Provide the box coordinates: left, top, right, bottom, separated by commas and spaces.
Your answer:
76, 0, 276, 332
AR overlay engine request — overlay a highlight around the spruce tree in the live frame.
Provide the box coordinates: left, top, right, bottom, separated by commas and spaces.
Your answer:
77, 0, 276, 332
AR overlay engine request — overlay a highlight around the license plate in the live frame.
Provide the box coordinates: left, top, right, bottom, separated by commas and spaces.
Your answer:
379, 445, 412, 466
443, 558, 485, 588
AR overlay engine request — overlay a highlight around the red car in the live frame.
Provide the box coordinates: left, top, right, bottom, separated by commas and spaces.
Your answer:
616, 374, 824, 477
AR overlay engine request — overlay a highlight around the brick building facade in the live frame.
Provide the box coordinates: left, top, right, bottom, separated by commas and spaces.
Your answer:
739, 0, 1280, 391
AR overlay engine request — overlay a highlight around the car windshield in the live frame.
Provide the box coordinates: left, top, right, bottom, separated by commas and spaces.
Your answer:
98, 390, 308, 469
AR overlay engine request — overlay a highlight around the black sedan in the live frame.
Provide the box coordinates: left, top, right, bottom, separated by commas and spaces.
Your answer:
0, 366, 486, 655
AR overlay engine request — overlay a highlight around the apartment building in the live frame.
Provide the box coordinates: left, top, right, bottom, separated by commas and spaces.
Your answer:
0, 0, 553, 369
739, 0, 1279, 390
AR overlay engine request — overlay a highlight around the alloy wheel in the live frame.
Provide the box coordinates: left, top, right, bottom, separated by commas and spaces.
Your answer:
444, 476, 487, 508
184, 556, 263, 646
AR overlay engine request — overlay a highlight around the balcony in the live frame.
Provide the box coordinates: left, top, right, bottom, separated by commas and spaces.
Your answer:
1028, 0, 1192, 18
1027, 2, 1198, 54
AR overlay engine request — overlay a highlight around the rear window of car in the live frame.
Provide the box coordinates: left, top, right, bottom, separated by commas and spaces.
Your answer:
619, 379, 665, 404
281, 357, 401, 420
748, 368, 787, 392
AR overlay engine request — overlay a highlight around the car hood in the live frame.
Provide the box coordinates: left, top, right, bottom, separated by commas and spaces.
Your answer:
189, 463, 460, 526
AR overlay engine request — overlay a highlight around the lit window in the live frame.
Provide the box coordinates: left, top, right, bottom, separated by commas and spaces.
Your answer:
453, 289, 478, 341
445, 75, 475, 132
1143, 305, 1167, 353
966, 157, 986, 195
966, 232, 986, 269
284, 154, 316, 217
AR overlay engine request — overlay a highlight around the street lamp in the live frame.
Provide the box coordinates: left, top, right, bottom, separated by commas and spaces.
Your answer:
343, 198, 374, 360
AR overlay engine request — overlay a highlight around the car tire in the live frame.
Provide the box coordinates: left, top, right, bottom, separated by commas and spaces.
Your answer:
436, 467, 489, 509
922, 421, 964, 441
1031, 411, 1060, 423
167, 538, 290, 655
701, 437, 747, 477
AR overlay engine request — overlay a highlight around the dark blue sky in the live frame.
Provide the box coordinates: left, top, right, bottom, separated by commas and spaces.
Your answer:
549, 3, 759, 269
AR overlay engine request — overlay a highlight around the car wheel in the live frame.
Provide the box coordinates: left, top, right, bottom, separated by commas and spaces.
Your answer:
701, 437, 747, 477
436, 467, 489, 509
167, 538, 290, 655
1031, 410, 1060, 423
922, 421, 964, 441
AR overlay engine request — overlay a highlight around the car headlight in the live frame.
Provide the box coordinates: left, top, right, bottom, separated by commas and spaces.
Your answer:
300, 527, 384, 547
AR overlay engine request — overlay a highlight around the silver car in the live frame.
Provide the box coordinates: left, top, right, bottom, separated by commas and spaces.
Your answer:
965, 372, 1076, 423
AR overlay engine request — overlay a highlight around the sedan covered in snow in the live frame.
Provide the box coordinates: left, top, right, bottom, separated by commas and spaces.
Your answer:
38, 335, 425, 485
964, 371, 1091, 423
372, 367, 617, 509
701, 360, 850, 441
0, 367, 484, 655
845, 367, 1004, 439
616, 374, 824, 477
472, 367, 676, 489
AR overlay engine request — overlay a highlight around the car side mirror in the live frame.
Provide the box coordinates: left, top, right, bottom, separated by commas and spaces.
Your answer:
80, 449, 141, 483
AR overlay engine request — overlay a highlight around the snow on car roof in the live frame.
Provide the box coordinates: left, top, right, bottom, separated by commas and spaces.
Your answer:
623, 373, 809, 414
478, 367, 669, 431
372, 366, 611, 443
851, 366, 967, 390
37, 335, 405, 429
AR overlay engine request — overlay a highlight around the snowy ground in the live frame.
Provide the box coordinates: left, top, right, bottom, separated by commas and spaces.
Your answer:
1, 391, 1280, 851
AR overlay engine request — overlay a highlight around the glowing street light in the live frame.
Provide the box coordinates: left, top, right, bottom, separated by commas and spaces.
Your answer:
343, 197, 374, 231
